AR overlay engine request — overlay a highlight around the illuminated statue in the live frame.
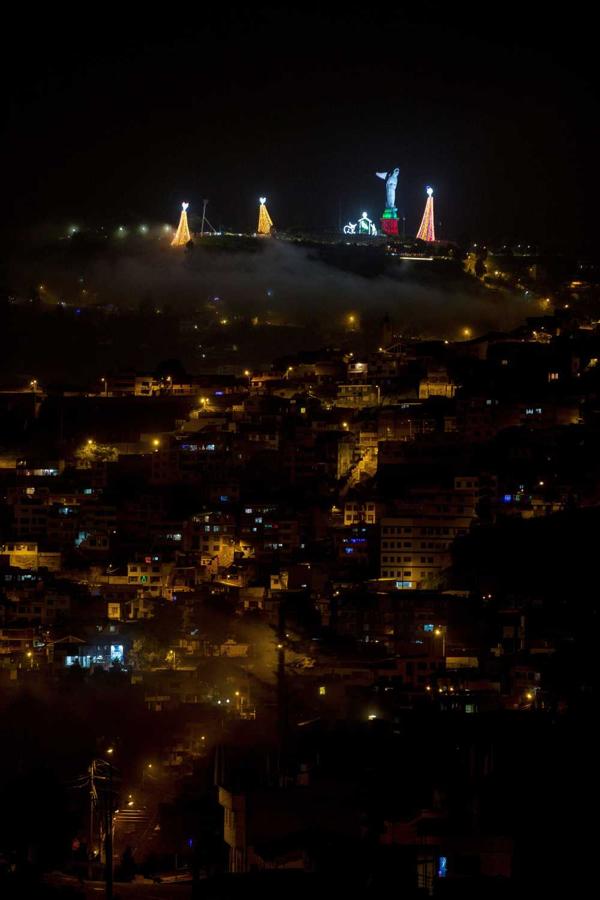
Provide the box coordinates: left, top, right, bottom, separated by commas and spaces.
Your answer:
343, 222, 357, 234
257, 197, 273, 236
416, 186, 436, 242
376, 169, 400, 236
376, 168, 400, 210
171, 202, 192, 247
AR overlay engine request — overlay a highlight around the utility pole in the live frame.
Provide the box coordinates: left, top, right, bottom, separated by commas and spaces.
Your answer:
76, 754, 118, 889
105, 759, 114, 900
88, 762, 96, 880
201, 199, 208, 238
276, 601, 288, 783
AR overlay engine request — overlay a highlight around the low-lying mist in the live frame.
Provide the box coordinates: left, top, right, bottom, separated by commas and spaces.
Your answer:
12, 233, 531, 340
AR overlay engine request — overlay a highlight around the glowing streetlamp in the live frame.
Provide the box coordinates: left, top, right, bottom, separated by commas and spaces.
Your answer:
462, 327, 472, 339
434, 627, 446, 657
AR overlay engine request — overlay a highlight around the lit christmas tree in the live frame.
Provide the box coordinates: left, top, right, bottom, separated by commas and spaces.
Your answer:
257, 197, 273, 235
171, 202, 192, 246
416, 187, 436, 242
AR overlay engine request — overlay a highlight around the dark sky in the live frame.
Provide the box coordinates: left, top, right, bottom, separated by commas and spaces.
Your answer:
4, 7, 598, 249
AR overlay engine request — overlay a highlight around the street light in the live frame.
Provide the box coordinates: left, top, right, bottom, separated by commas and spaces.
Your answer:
434, 627, 446, 657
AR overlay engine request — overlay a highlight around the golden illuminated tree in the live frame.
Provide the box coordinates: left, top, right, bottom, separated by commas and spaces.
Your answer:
171, 202, 192, 246
416, 187, 436, 242
257, 197, 273, 236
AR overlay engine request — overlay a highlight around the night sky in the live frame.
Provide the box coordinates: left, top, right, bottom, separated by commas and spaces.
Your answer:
4, 8, 598, 249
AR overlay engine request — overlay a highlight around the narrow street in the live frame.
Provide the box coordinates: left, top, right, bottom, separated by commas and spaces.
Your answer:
44, 873, 192, 898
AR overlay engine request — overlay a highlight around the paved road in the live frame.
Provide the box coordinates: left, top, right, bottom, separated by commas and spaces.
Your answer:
45, 873, 192, 898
